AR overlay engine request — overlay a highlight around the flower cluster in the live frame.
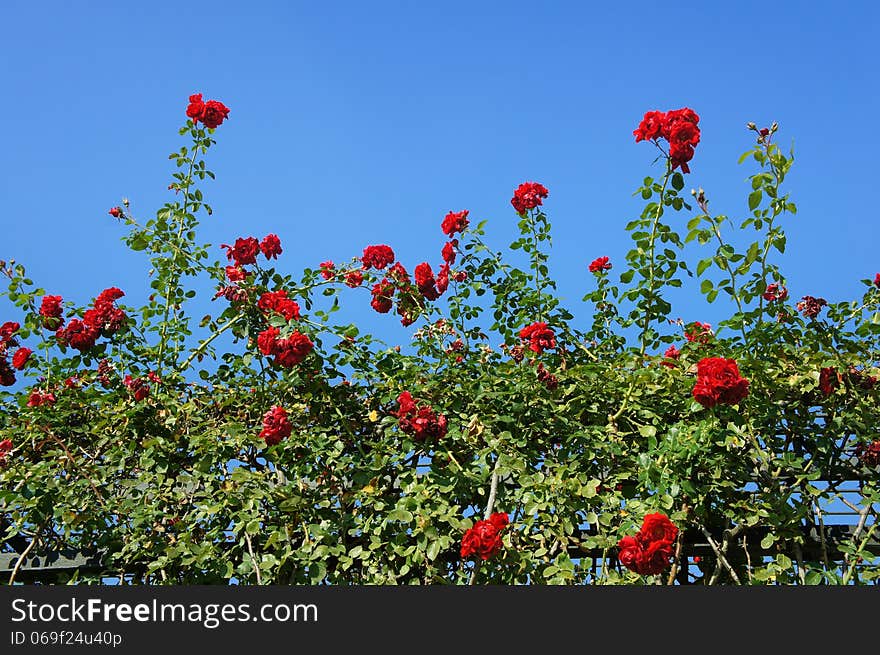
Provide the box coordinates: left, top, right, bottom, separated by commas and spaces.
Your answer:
185, 93, 230, 129
0, 322, 27, 386
259, 405, 292, 446
319, 261, 335, 280
519, 322, 556, 354
634, 108, 701, 173
257, 290, 301, 322
617, 513, 678, 576
589, 256, 612, 273
660, 344, 681, 369
511, 182, 549, 214
56, 288, 127, 352
256, 326, 314, 368
460, 512, 509, 561
396, 391, 448, 442
692, 357, 750, 408
797, 295, 827, 319
27, 390, 56, 407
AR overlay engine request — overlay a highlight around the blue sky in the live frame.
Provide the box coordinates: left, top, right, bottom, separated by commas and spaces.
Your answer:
1, 1, 878, 353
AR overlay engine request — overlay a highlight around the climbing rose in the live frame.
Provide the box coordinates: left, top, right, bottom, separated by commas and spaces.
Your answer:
361, 245, 395, 270
511, 182, 549, 214
222, 237, 261, 267
589, 256, 612, 273
108, 206, 122, 218
519, 322, 556, 354
660, 345, 681, 369
260, 234, 282, 260
856, 440, 880, 468
875, 273, 880, 287
692, 357, 750, 407
441, 210, 470, 237
0, 360, 14, 387
11, 347, 31, 370
123, 375, 150, 401
0, 321, 19, 344
226, 266, 246, 282
461, 513, 509, 560
617, 512, 678, 576
259, 405, 292, 446
257, 327, 280, 356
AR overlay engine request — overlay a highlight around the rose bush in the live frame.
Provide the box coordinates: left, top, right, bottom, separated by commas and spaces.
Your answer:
1, 96, 878, 586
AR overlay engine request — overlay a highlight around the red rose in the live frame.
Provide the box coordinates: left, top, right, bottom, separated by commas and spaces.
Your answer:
258, 290, 301, 321
819, 367, 840, 395
222, 237, 260, 267
27, 390, 56, 407
226, 266, 247, 282
257, 327, 280, 356
692, 357, 750, 407
108, 206, 122, 218
0, 321, 19, 345
370, 279, 395, 314
511, 182, 549, 214
441, 210, 470, 237
441, 240, 457, 265
460, 515, 508, 560
187, 94, 230, 128
796, 295, 827, 319
453, 271, 467, 283
660, 344, 680, 368
763, 283, 788, 302
518, 322, 556, 354
361, 245, 395, 270
123, 375, 150, 401
56, 319, 100, 352
635, 107, 701, 174
589, 256, 612, 273
200, 99, 230, 129
272, 331, 313, 368
414, 262, 441, 301
319, 261, 335, 280
260, 234, 283, 260
259, 405, 292, 446
874, 273, 880, 287
639, 513, 678, 543
637, 539, 676, 575
345, 270, 364, 288
11, 347, 31, 370
0, 359, 16, 386
856, 440, 880, 468
0, 438, 11, 465
396, 391, 447, 441
617, 535, 641, 570
186, 93, 205, 121
39, 295, 64, 329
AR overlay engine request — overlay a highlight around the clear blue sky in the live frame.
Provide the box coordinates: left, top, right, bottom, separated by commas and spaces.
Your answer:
1, 1, 878, 352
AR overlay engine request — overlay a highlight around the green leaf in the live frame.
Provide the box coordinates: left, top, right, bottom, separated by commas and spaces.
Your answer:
696, 257, 713, 276
748, 190, 762, 211
671, 172, 684, 191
